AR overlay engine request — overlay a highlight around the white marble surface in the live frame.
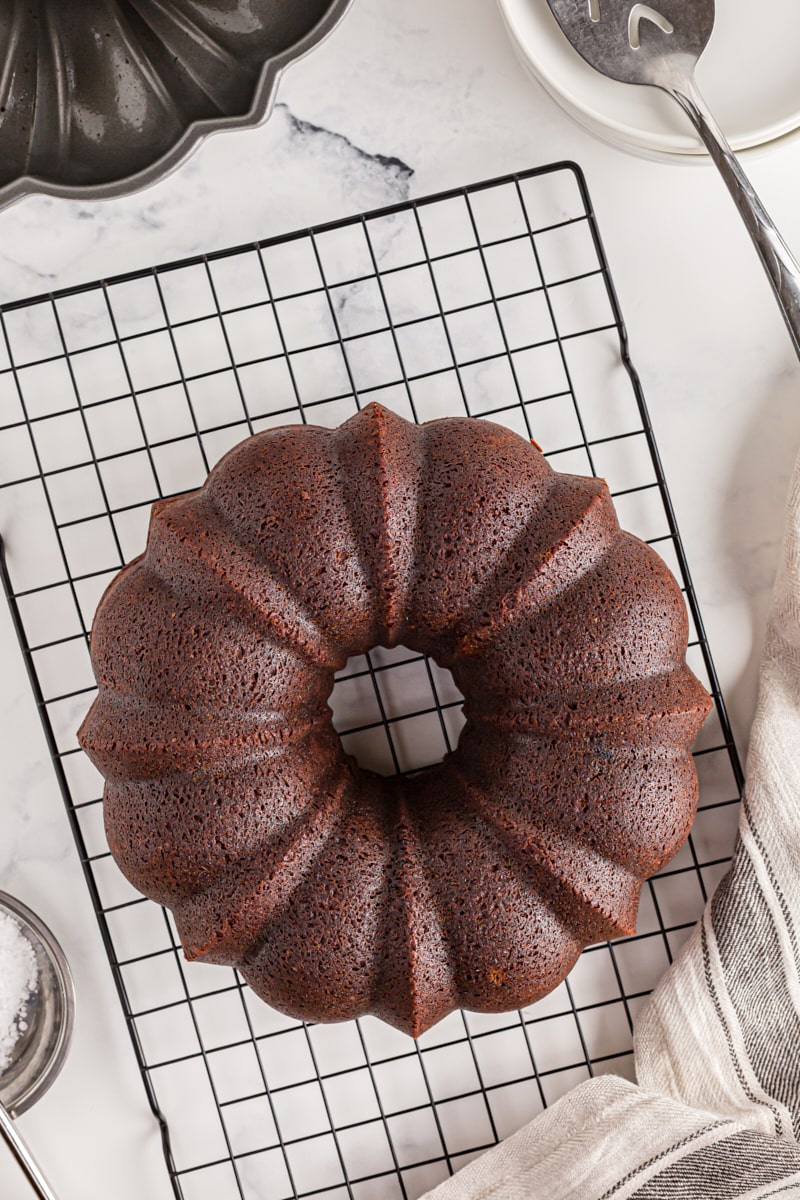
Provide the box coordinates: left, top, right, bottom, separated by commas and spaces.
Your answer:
1, 0, 800, 1196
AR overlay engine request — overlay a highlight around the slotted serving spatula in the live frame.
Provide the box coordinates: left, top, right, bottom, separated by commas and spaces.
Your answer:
545, 0, 800, 357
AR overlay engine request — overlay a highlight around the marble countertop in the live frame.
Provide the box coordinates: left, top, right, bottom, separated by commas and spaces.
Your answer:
2, 0, 800, 1195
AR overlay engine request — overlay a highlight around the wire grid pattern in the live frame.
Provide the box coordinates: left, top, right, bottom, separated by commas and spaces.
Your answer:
0, 163, 743, 1200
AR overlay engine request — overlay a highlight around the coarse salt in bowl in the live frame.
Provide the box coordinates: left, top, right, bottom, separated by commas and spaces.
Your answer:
0, 911, 39, 1074
0, 892, 74, 1117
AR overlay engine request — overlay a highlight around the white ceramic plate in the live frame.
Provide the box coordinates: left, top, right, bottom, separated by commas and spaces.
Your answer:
499, 0, 800, 159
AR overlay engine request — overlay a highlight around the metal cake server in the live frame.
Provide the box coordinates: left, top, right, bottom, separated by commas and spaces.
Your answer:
545, 0, 800, 359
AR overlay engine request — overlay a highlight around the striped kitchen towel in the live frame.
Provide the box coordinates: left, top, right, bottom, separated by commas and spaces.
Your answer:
422, 457, 800, 1197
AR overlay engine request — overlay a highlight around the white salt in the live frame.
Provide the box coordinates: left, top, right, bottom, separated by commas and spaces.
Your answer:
0, 911, 39, 1074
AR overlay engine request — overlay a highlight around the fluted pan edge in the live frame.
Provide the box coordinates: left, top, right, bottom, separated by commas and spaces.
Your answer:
0, 0, 353, 209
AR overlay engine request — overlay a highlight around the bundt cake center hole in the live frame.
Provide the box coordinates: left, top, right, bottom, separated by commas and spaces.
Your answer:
327, 646, 466, 778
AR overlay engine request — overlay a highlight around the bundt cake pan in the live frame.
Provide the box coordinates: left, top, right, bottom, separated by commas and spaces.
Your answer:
0, 0, 352, 209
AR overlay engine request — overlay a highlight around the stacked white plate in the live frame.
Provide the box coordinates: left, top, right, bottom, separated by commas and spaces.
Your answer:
498, 0, 800, 161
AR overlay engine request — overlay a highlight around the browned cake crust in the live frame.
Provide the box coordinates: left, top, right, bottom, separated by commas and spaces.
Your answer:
78, 402, 711, 1037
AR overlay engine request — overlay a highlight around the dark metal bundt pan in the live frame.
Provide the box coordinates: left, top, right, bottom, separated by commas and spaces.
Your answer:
0, 0, 352, 207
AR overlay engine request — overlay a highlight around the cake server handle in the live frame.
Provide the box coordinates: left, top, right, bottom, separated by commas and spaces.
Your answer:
663, 70, 800, 361
0, 1100, 59, 1200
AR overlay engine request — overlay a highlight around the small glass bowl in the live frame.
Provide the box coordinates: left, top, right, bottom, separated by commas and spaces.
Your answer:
0, 891, 75, 1117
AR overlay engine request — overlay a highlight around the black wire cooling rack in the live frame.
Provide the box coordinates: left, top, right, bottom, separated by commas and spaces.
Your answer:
0, 163, 743, 1200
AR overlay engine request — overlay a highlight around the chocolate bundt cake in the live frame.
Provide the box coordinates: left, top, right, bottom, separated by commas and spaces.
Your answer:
78, 402, 711, 1037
